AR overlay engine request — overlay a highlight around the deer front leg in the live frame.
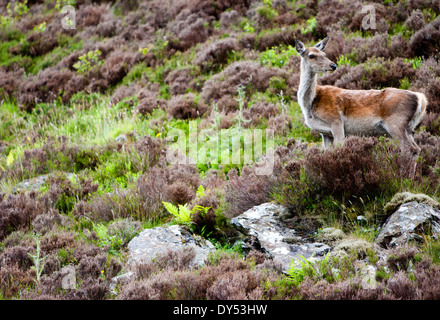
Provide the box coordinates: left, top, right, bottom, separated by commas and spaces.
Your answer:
307, 117, 332, 136
330, 121, 345, 147
321, 134, 333, 149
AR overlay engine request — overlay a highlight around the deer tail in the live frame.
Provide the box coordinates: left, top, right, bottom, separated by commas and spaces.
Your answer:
409, 92, 428, 133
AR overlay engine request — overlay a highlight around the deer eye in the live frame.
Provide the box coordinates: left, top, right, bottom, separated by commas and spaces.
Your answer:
308, 54, 316, 59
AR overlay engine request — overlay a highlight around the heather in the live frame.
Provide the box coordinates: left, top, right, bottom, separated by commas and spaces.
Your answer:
0, 0, 439, 301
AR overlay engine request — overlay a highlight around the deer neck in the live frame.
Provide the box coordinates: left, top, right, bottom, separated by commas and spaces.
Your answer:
297, 60, 318, 116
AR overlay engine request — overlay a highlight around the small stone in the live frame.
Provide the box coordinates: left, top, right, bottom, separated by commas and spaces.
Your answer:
110, 272, 135, 295
359, 264, 378, 289
115, 134, 128, 143
357, 215, 368, 224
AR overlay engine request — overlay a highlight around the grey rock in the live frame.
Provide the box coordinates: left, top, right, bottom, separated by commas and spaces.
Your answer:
231, 202, 331, 273
127, 224, 215, 271
13, 172, 76, 194
110, 271, 135, 295
358, 263, 378, 289
384, 192, 440, 215
112, 271, 134, 285
376, 201, 440, 247
115, 134, 128, 143
13, 174, 51, 194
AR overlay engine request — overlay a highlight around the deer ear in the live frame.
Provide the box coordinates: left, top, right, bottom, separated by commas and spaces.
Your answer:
315, 37, 329, 51
295, 39, 306, 55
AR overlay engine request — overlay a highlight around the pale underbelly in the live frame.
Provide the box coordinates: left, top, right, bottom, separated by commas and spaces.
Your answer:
344, 118, 390, 137
307, 116, 391, 137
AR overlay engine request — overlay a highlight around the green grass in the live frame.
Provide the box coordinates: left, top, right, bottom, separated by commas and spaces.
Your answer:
259, 44, 297, 68
30, 37, 83, 75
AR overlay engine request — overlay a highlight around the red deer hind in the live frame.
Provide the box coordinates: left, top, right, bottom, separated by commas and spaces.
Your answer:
295, 37, 427, 178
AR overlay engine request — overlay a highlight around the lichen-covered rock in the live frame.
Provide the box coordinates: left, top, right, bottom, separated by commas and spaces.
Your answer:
384, 192, 440, 215
376, 201, 440, 247
358, 263, 378, 289
127, 224, 215, 271
231, 202, 331, 273
12, 172, 76, 194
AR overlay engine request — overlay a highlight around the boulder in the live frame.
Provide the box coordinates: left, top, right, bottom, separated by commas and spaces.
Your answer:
231, 202, 330, 273
376, 201, 440, 247
127, 224, 215, 271
383, 192, 440, 215
13, 172, 76, 194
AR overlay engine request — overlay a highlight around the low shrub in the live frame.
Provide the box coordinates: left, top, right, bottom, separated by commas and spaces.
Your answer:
0, 192, 46, 240
224, 166, 276, 218
18, 68, 74, 111
409, 17, 440, 58
195, 37, 239, 72
201, 61, 288, 104
168, 93, 207, 120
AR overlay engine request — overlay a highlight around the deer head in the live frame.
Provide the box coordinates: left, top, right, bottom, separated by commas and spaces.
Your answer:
295, 37, 337, 73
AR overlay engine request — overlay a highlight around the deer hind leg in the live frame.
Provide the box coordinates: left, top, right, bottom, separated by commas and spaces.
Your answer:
385, 123, 420, 178
405, 130, 421, 177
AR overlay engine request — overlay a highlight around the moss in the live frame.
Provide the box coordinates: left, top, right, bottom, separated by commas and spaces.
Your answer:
384, 192, 440, 215
316, 227, 346, 244
329, 237, 375, 260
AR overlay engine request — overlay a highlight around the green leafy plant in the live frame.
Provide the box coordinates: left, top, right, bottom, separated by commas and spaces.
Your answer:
33, 21, 46, 33
242, 21, 255, 33
139, 38, 169, 60
196, 185, 206, 198
234, 85, 252, 130
162, 201, 212, 225
260, 45, 296, 68
7, 1, 29, 18
287, 255, 311, 286
399, 77, 411, 90
73, 49, 103, 75
287, 253, 340, 286
28, 234, 48, 285
199, 225, 214, 239
92, 223, 124, 255
256, 1, 279, 21
404, 56, 423, 69
337, 55, 355, 67
162, 201, 192, 224
55, 0, 76, 11
301, 17, 317, 35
